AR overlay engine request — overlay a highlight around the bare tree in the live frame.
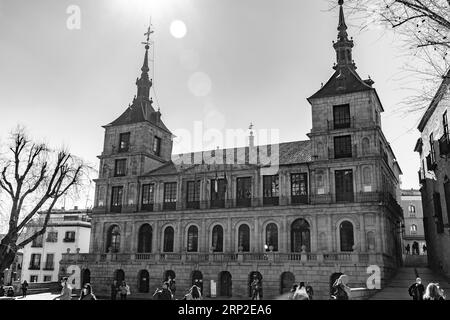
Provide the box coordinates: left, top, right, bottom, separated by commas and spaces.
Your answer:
0, 127, 91, 274
338, 0, 449, 112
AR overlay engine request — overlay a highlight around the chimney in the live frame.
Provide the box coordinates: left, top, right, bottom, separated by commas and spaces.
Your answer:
74, 206, 78, 210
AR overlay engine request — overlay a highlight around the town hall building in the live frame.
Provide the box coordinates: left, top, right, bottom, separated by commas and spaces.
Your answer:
60, 1, 404, 300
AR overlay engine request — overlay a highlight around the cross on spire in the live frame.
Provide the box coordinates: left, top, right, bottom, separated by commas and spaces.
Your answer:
143, 22, 154, 49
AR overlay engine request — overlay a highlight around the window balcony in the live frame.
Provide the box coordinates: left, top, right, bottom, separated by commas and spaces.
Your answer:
141, 203, 154, 212
63, 238, 75, 243
43, 262, 54, 270
210, 199, 225, 209
163, 202, 177, 211
28, 264, 41, 270
110, 205, 122, 213
186, 201, 200, 210
236, 198, 251, 208
291, 195, 309, 205
327, 116, 355, 131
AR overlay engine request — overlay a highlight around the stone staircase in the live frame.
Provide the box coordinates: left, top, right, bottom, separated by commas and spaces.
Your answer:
370, 267, 450, 300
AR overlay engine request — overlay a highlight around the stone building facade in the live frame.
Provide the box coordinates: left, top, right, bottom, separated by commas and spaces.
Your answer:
414, 69, 450, 278
400, 189, 426, 255
60, 2, 404, 300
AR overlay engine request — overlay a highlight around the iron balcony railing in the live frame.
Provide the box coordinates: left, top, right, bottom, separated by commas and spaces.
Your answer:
327, 117, 355, 131
43, 261, 54, 270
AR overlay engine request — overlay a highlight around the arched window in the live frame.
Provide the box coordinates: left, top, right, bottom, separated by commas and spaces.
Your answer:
362, 137, 370, 154
106, 225, 120, 253
265, 223, 278, 252
212, 225, 223, 252
366, 231, 375, 251
291, 219, 310, 252
409, 205, 416, 213
163, 227, 174, 252
340, 221, 354, 252
187, 225, 199, 252
238, 224, 250, 252
137, 224, 152, 253
410, 224, 417, 234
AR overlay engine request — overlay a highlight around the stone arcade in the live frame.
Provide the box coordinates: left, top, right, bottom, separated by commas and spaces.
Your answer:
60, 1, 404, 300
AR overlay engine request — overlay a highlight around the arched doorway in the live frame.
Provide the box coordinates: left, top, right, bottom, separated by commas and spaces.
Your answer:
191, 270, 203, 293
280, 272, 295, 294
248, 271, 263, 298
138, 270, 150, 293
219, 271, 232, 297
291, 218, 310, 252
81, 269, 91, 286
212, 225, 223, 252
137, 224, 152, 253
329, 272, 343, 297
114, 269, 125, 284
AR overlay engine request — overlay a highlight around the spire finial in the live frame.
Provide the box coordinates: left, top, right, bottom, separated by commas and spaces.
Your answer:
333, 0, 355, 70
136, 20, 154, 100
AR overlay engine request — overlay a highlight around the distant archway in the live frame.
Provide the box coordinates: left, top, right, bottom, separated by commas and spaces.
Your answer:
138, 270, 150, 293
218, 271, 232, 297
191, 270, 203, 293
280, 272, 295, 295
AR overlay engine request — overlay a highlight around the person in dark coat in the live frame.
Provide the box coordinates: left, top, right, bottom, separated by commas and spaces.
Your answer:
153, 282, 173, 300
422, 244, 427, 255
408, 277, 425, 300
21, 280, 28, 298
0, 285, 5, 297
412, 241, 419, 255
306, 282, 314, 300
79, 283, 97, 300
331, 275, 351, 300
110, 280, 118, 300
405, 244, 411, 255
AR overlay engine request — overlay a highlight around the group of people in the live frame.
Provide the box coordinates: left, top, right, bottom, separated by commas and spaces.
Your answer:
405, 242, 426, 255
110, 280, 131, 300
0, 284, 15, 297
408, 277, 446, 300
52, 277, 97, 300
288, 282, 314, 300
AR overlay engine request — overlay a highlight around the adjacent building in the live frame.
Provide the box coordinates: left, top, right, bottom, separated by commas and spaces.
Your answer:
21, 209, 91, 283
400, 189, 426, 255
415, 69, 450, 278
61, 1, 404, 299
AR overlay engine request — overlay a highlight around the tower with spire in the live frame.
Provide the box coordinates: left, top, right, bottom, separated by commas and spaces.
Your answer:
93, 24, 173, 218
307, 0, 402, 211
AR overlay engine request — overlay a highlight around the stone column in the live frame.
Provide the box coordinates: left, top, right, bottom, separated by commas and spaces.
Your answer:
312, 214, 319, 252
227, 217, 232, 252
380, 212, 386, 253
375, 213, 381, 253
201, 219, 206, 252
253, 217, 259, 252
176, 218, 183, 252
154, 219, 160, 253
359, 214, 366, 252
327, 215, 334, 252
283, 216, 288, 252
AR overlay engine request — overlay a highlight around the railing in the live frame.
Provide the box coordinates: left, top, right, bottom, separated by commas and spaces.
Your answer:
328, 144, 357, 160
61, 252, 386, 264
43, 262, 54, 270
63, 238, 75, 243
29, 263, 41, 270
93, 192, 402, 214
327, 117, 355, 131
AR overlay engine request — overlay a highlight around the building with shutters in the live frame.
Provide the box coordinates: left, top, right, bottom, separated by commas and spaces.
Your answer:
60, 1, 404, 299
414, 68, 450, 279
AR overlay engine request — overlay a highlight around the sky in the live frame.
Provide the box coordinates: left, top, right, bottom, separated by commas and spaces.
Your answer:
0, 0, 427, 211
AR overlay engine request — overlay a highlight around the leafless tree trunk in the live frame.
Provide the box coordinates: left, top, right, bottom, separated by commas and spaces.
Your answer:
0, 127, 91, 274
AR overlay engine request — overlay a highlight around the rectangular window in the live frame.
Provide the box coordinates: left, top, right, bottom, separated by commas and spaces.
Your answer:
31, 235, 43, 248
30, 275, 38, 283
46, 231, 58, 243
211, 178, 226, 208
333, 104, 351, 129
444, 181, 450, 226
114, 159, 127, 177
29, 254, 41, 270
64, 231, 76, 242
163, 182, 177, 211
153, 136, 162, 156
263, 175, 279, 206
291, 173, 308, 204
186, 180, 200, 209
44, 276, 52, 282
430, 133, 436, 163
44, 254, 54, 270
444, 111, 449, 139
111, 186, 123, 213
141, 183, 155, 211
334, 135, 352, 159
119, 132, 130, 152
335, 169, 354, 203
433, 192, 444, 234
236, 177, 252, 207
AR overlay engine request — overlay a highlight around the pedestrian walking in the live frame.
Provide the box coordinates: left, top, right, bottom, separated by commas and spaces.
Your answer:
79, 283, 97, 300
53, 277, 72, 300
153, 282, 173, 300
250, 275, 262, 300
288, 284, 298, 300
111, 280, 119, 300
184, 285, 202, 300
423, 283, 445, 300
6, 286, 14, 297
167, 276, 176, 298
306, 282, 314, 300
331, 275, 351, 300
408, 277, 425, 300
21, 280, 28, 298
119, 281, 130, 300
292, 282, 310, 300
422, 244, 427, 255
405, 244, 411, 255
412, 241, 419, 255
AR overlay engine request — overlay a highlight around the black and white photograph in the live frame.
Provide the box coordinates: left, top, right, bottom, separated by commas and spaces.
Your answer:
0, 0, 449, 310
